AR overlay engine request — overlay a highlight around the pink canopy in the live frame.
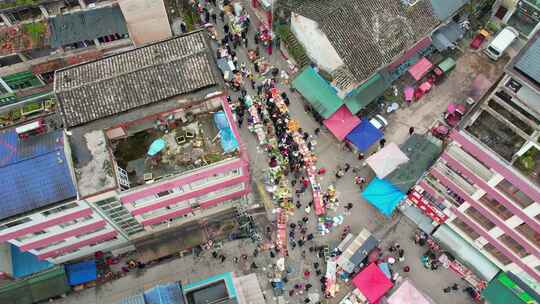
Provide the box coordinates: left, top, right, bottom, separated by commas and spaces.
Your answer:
408, 57, 433, 81
387, 279, 434, 304
352, 263, 393, 303
323, 105, 361, 141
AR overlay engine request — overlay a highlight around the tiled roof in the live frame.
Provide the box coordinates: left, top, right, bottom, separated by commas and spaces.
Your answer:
0, 129, 77, 221
55, 30, 220, 127
293, 0, 440, 82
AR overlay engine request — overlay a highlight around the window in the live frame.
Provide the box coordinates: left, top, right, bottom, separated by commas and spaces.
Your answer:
515, 223, 540, 248
0, 217, 32, 231
15, 230, 47, 242
498, 234, 528, 258
157, 190, 172, 198
42, 202, 78, 217
452, 218, 481, 240
483, 243, 512, 265
35, 240, 66, 252
478, 194, 513, 220
58, 216, 93, 229
496, 180, 534, 208
465, 207, 496, 231
75, 227, 107, 239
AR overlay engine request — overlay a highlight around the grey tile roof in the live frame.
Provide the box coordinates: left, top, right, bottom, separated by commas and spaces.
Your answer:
293, 0, 440, 82
55, 30, 220, 127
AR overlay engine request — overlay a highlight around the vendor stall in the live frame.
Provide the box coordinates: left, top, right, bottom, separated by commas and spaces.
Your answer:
351, 263, 393, 304
346, 120, 384, 153
387, 279, 435, 304
361, 178, 405, 217
408, 57, 433, 82
366, 143, 409, 178
336, 229, 379, 274
323, 106, 361, 141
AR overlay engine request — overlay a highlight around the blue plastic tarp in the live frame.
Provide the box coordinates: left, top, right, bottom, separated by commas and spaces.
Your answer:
144, 282, 184, 304
213, 111, 239, 153
10, 244, 53, 278
147, 138, 167, 156
362, 178, 405, 217
65, 260, 97, 286
346, 120, 384, 152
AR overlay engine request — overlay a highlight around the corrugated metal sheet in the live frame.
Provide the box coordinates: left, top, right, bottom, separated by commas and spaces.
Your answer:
117, 293, 146, 304
429, 0, 469, 21
49, 6, 128, 48
515, 35, 540, 86
0, 266, 70, 304
0, 129, 77, 220
144, 283, 184, 304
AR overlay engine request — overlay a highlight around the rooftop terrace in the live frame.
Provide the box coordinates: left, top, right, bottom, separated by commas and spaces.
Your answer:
109, 106, 237, 188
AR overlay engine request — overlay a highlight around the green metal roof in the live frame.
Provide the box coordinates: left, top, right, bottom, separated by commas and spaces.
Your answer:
343, 73, 387, 114
292, 67, 343, 119
482, 273, 535, 304
0, 266, 70, 304
386, 135, 442, 193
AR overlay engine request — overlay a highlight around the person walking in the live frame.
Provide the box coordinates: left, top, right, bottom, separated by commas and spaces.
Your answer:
409, 126, 415, 136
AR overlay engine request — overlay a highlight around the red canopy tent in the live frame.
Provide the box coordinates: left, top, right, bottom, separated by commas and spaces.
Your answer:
351, 263, 393, 303
323, 106, 361, 141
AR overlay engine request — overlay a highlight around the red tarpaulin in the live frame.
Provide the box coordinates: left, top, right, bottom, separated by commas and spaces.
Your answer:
323, 105, 361, 141
352, 263, 393, 303
408, 57, 433, 81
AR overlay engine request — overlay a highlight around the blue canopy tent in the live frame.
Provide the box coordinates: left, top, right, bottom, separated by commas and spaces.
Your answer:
65, 260, 97, 286
213, 111, 239, 153
346, 120, 384, 152
361, 178, 405, 217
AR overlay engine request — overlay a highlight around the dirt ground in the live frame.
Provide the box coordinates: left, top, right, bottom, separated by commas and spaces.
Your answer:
384, 48, 509, 145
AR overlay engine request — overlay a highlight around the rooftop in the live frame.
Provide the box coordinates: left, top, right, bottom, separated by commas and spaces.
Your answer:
55, 30, 221, 128
508, 29, 540, 92
292, 0, 440, 82
0, 127, 77, 221
109, 104, 237, 189
49, 5, 129, 48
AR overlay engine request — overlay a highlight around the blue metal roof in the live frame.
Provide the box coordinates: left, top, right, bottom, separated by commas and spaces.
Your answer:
0, 129, 77, 221
11, 244, 53, 278
65, 260, 97, 286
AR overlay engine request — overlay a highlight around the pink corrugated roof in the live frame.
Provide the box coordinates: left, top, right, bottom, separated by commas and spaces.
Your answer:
323, 106, 361, 141
408, 57, 433, 81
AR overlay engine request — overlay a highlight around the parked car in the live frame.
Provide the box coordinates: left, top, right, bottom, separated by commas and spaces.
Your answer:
484, 26, 519, 61
369, 114, 388, 130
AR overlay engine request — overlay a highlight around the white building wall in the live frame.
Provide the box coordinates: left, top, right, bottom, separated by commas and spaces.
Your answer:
290, 14, 344, 73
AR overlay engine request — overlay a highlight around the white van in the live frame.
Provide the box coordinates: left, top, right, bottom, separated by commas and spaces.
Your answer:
484, 26, 519, 60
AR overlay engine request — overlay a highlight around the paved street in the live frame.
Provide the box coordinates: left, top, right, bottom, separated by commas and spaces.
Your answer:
52, 2, 511, 304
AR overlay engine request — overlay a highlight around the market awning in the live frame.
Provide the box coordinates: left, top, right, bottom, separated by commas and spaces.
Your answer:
351, 263, 393, 303
387, 279, 434, 304
482, 273, 538, 304
292, 67, 343, 119
345, 120, 383, 152
323, 106, 361, 141
336, 229, 379, 273
65, 260, 97, 286
408, 57, 433, 81
343, 73, 388, 114
366, 143, 409, 178
362, 178, 405, 217
432, 224, 499, 281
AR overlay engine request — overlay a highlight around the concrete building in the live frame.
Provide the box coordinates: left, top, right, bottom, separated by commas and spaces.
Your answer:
413, 31, 540, 290
492, 0, 540, 39
0, 127, 129, 268
0, 30, 250, 268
